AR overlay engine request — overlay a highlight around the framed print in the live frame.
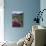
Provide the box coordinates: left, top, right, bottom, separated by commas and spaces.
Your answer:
12, 11, 24, 27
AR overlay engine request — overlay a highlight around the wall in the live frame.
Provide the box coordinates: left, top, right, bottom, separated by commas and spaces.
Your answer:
0, 0, 4, 42
40, 0, 46, 26
4, 0, 40, 42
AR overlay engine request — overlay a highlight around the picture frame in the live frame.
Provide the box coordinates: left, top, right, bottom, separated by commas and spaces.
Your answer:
12, 11, 24, 27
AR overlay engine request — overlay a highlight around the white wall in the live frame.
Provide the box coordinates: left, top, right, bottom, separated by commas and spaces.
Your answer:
40, 0, 46, 26
0, 0, 4, 42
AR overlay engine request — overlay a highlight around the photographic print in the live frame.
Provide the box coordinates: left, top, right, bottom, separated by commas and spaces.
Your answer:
12, 11, 24, 27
